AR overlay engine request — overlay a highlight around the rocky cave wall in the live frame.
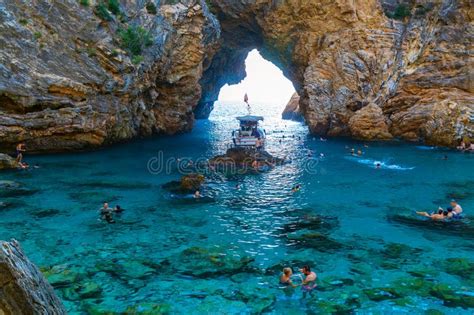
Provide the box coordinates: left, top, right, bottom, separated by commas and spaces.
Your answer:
202, 0, 473, 146
0, 0, 472, 153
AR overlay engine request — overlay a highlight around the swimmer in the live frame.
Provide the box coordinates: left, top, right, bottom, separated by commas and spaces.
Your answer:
235, 184, 241, 190
320, 137, 327, 142
292, 184, 301, 193
113, 205, 124, 213
357, 150, 363, 156
416, 209, 447, 221
450, 200, 463, 216
351, 148, 356, 156
375, 162, 381, 169
193, 190, 201, 199
99, 202, 115, 223
307, 150, 313, 157
280, 267, 298, 288
300, 265, 317, 297
364, 144, 369, 148
319, 153, 325, 158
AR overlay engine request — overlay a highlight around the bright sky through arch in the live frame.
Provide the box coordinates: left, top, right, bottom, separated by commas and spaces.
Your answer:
217, 49, 295, 107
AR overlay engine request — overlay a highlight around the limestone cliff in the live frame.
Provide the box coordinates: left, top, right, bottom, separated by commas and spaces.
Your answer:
0, 240, 66, 314
0, 0, 220, 152
282, 92, 303, 122
0, 0, 472, 151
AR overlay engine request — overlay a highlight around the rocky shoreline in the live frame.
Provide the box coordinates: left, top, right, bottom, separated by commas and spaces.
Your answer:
0, 0, 472, 153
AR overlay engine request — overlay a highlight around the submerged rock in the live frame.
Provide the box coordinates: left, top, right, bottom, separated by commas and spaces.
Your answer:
286, 230, 345, 252
0, 239, 66, 314
441, 257, 474, 281
388, 214, 474, 239
429, 283, 474, 309
171, 246, 254, 278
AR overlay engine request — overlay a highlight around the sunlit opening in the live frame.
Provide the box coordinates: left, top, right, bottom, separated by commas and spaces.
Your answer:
217, 49, 295, 107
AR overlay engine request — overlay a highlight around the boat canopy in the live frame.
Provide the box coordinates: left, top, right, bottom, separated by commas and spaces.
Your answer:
236, 115, 264, 123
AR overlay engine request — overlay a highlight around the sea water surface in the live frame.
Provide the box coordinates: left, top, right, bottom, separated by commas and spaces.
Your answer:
1, 101, 473, 314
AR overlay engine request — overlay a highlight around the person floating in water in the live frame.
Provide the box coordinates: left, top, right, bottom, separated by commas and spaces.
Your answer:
375, 162, 381, 169
193, 190, 201, 199
416, 209, 447, 221
357, 150, 363, 156
114, 205, 124, 213
350, 148, 356, 156
100, 202, 115, 224
280, 267, 298, 288
300, 265, 317, 297
292, 184, 301, 193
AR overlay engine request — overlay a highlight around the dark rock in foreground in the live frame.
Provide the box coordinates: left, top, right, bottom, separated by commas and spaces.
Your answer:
0, 239, 66, 314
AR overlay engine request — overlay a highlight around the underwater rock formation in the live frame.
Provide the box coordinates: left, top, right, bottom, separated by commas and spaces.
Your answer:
0, 0, 472, 150
0, 240, 66, 314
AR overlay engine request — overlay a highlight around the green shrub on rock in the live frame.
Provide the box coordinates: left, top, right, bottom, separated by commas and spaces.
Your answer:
79, 0, 90, 6
95, 3, 112, 21
107, 0, 121, 15
118, 26, 153, 57
146, 2, 157, 15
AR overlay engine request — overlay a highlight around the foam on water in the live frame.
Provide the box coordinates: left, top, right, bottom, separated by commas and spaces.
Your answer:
0, 101, 473, 314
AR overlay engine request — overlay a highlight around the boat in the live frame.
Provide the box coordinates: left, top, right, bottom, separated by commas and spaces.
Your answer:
232, 115, 266, 148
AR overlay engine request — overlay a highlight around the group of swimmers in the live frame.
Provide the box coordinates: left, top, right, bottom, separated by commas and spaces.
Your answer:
416, 200, 463, 221
280, 265, 317, 297
99, 202, 124, 224
457, 140, 474, 153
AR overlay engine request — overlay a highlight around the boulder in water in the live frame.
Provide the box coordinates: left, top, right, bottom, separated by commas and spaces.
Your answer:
209, 147, 285, 174
0, 154, 17, 170
163, 173, 205, 194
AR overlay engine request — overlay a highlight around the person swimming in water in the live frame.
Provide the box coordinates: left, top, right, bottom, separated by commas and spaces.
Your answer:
450, 200, 463, 217
99, 202, 115, 223
416, 209, 447, 221
113, 205, 124, 213
300, 265, 317, 297
375, 162, 381, 169
292, 184, 301, 193
280, 267, 299, 288
193, 190, 201, 198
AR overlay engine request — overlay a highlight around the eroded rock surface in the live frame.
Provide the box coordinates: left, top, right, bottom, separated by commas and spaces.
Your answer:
206, 0, 473, 146
282, 92, 303, 122
0, 0, 472, 150
0, 154, 17, 170
0, 239, 66, 314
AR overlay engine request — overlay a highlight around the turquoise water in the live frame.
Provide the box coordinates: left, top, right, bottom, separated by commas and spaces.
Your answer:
1, 101, 473, 314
